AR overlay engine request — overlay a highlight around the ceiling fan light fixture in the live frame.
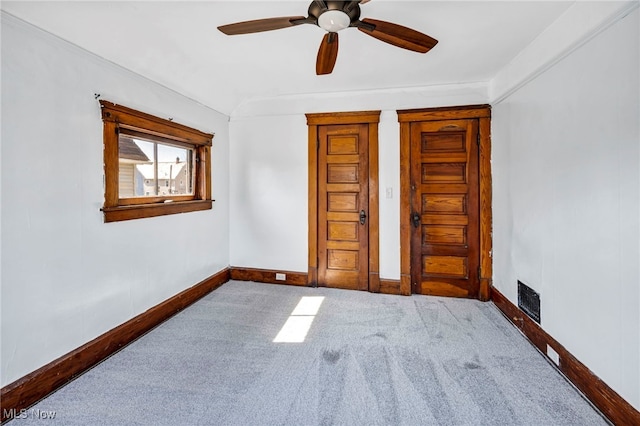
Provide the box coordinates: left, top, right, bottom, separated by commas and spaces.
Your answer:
219, 0, 439, 76
318, 10, 351, 32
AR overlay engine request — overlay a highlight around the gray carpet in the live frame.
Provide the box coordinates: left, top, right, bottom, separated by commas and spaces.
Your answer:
11, 281, 608, 425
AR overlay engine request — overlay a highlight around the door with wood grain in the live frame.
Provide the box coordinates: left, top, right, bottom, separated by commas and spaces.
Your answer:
409, 119, 480, 297
317, 123, 370, 290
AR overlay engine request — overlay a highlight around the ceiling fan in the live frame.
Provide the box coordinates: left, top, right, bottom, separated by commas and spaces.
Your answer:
217, 0, 438, 75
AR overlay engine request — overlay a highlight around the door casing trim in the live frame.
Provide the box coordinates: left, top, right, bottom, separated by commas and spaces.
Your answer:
306, 111, 381, 292
397, 105, 492, 299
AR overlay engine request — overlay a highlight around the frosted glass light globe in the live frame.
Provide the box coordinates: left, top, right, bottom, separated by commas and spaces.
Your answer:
318, 10, 351, 32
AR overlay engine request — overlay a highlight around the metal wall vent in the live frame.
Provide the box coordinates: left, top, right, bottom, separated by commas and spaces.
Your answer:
518, 280, 541, 324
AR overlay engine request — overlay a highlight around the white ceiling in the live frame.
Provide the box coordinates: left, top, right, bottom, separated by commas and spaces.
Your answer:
2, 1, 575, 115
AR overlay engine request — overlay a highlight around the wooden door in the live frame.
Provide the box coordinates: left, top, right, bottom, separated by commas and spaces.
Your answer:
410, 119, 480, 297
317, 123, 369, 290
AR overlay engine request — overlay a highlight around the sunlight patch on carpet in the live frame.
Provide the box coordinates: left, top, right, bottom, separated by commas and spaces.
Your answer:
273, 296, 325, 343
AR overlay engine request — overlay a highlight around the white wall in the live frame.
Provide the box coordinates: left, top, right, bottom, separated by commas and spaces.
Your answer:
229, 86, 489, 278
229, 115, 309, 272
491, 7, 639, 410
0, 13, 230, 387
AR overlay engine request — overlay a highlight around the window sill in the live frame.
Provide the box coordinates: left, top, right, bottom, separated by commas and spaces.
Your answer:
102, 200, 212, 223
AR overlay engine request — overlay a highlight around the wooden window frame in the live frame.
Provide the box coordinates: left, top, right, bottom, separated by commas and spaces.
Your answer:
100, 100, 213, 223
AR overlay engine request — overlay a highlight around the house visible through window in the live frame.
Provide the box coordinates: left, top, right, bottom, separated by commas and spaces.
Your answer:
118, 136, 193, 198
100, 101, 213, 222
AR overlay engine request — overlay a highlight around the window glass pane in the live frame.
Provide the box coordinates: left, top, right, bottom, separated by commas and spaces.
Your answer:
118, 135, 193, 198
118, 136, 154, 198
157, 143, 193, 195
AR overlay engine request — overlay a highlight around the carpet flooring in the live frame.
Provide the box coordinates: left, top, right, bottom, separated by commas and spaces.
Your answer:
10, 281, 608, 425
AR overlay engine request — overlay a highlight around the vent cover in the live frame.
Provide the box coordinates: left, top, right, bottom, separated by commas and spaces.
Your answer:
518, 280, 541, 323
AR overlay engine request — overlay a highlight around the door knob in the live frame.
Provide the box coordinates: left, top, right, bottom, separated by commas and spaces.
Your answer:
412, 212, 421, 228
360, 210, 367, 225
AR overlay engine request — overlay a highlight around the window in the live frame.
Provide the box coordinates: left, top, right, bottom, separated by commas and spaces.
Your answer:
100, 101, 213, 222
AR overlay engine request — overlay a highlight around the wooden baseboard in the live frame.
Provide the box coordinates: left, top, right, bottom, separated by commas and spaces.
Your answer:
0, 268, 230, 423
230, 266, 308, 286
230, 268, 400, 295
491, 287, 640, 426
379, 279, 401, 295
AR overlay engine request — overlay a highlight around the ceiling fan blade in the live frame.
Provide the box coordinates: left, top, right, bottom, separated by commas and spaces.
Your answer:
218, 16, 306, 35
316, 32, 339, 75
357, 18, 438, 53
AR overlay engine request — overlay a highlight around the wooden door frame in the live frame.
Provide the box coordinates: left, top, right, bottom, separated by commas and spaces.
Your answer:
397, 105, 492, 300
306, 111, 381, 292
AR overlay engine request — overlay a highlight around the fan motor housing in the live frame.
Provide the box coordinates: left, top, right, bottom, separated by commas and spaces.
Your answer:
308, 1, 361, 26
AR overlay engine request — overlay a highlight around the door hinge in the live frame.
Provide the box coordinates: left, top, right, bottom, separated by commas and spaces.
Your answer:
476, 131, 480, 145
478, 266, 482, 278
